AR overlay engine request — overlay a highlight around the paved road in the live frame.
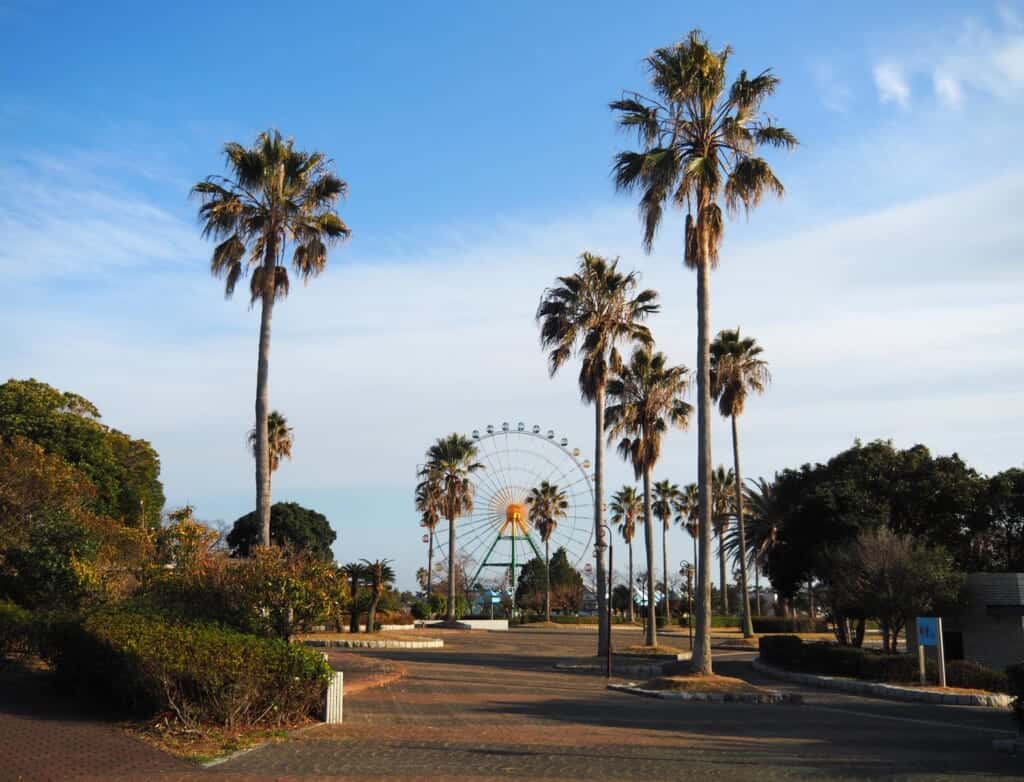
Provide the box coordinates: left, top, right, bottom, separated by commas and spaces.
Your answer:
216, 628, 1022, 781
3, 629, 1020, 781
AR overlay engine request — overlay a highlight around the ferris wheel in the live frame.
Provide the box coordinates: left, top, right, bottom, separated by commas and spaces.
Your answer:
433, 422, 595, 588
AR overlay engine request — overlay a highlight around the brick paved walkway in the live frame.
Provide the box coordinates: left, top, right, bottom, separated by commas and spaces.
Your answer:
3, 629, 1022, 781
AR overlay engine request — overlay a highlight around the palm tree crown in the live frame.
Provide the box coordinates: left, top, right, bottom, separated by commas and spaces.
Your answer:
526, 481, 568, 543
674, 483, 700, 540
193, 129, 351, 303
710, 328, 771, 418
711, 465, 737, 533
606, 348, 692, 479
248, 410, 294, 473
611, 486, 643, 544
652, 480, 681, 530
610, 30, 797, 256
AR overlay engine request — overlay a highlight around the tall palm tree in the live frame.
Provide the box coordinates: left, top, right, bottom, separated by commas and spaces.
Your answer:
611, 485, 643, 622
673, 482, 700, 577
711, 328, 770, 636
247, 409, 294, 478
606, 347, 692, 647
414, 473, 444, 604
361, 558, 396, 634
419, 434, 484, 622
652, 480, 681, 621
526, 481, 569, 622
744, 476, 781, 616
537, 252, 659, 655
711, 465, 736, 615
193, 130, 350, 547
611, 30, 796, 674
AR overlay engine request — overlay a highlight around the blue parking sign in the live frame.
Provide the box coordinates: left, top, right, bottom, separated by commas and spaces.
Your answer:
916, 617, 938, 647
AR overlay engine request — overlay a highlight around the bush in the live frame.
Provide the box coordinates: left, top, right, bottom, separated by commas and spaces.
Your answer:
678, 614, 741, 628
0, 600, 34, 660
759, 635, 804, 668
945, 660, 1008, 693
752, 616, 830, 634
49, 610, 331, 729
1006, 662, 1024, 696
376, 610, 415, 626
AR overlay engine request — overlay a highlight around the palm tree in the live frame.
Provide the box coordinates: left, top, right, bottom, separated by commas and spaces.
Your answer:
744, 476, 781, 616
526, 481, 569, 622
610, 485, 643, 623
414, 473, 444, 605
711, 465, 736, 615
673, 482, 700, 577
537, 252, 658, 655
611, 30, 796, 674
419, 434, 484, 622
247, 409, 294, 480
652, 480, 681, 621
606, 346, 692, 647
340, 561, 369, 633
710, 328, 770, 636
193, 130, 350, 547
361, 558, 396, 634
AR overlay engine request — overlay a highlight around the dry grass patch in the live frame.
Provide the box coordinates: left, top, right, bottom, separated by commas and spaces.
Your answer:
640, 673, 770, 695
619, 644, 686, 656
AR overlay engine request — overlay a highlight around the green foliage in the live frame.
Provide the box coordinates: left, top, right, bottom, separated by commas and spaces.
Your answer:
0, 379, 164, 527
752, 617, 830, 633
0, 600, 34, 660
49, 610, 331, 728
226, 502, 336, 560
679, 614, 741, 628
515, 548, 584, 611
945, 660, 1009, 693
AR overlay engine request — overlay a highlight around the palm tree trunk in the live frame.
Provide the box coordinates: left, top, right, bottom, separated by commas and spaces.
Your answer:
348, 577, 360, 633
642, 467, 656, 647
447, 515, 457, 621
692, 248, 714, 675
594, 386, 609, 657
732, 416, 754, 637
544, 539, 551, 623
254, 261, 275, 548
662, 521, 670, 621
427, 529, 434, 602
367, 595, 380, 634
755, 561, 762, 616
719, 528, 729, 615
627, 541, 635, 623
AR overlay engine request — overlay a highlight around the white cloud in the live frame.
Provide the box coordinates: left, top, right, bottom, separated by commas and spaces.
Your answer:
812, 62, 854, 113
933, 72, 962, 108
873, 62, 911, 107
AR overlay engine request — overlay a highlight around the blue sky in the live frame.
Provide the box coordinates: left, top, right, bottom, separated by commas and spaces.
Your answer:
2, 1, 1023, 589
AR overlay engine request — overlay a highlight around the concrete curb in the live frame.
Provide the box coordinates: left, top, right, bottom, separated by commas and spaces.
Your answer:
554, 653, 692, 678
302, 638, 444, 650
608, 682, 802, 705
752, 658, 1013, 709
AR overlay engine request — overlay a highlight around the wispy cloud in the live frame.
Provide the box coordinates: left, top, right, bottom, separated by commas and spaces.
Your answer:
873, 62, 911, 108
872, 5, 1024, 109
811, 62, 854, 113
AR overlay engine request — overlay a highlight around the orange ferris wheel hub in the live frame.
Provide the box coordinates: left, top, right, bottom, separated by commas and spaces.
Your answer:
500, 503, 530, 536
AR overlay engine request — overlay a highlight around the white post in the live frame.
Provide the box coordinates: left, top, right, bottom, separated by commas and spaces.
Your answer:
325, 671, 344, 723
936, 617, 946, 688
918, 644, 926, 685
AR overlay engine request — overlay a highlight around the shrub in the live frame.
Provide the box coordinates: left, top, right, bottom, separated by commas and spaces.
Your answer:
678, 614, 741, 628
752, 616, 830, 634
1006, 662, 1024, 696
758, 635, 803, 668
0, 600, 33, 660
376, 610, 415, 626
945, 660, 1008, 693
50, 610, 330, 728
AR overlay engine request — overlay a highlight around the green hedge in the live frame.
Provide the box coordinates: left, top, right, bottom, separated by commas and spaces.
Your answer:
752, 617, 830, 634
0, 600, 34, 660
49, 610, 331, 728
678, 614, 741, 628
759, 636, 1009, 692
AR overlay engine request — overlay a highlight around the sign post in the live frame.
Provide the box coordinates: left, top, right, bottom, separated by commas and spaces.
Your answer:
915, 617, 946, 688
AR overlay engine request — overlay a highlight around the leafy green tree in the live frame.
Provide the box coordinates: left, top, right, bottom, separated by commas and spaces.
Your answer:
652, 480, 681, 621
361, 559, 395, 633
606, 347, 692, 646
611, 485, 642, 622
973, 469, 1024, 571
227, 502, 336, 561
611, 30, 796, 674
537, 252, 658, 654
526, 481, 568, 622
516, 548, 585, 613
710, 328, 769, 637
0, 379, 164, 527
418, 434, 483, 622
193, 130, 350, 547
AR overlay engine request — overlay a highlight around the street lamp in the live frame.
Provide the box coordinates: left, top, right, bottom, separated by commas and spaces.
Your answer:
679, 560, 693, 649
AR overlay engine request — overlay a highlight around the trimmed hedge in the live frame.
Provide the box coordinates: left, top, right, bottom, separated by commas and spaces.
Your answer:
759, 636, 1009, 692
0, 600, 34, 660
752, 616, 830, 634
49, 610, 331, 728
678, 614, 741, 628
